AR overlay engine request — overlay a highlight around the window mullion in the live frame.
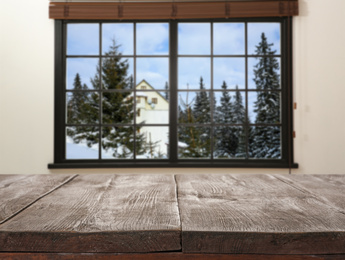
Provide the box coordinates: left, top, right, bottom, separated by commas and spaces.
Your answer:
169, 21, 178, 163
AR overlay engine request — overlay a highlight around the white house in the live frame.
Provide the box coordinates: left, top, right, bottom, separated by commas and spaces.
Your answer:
135, 80, 169, 158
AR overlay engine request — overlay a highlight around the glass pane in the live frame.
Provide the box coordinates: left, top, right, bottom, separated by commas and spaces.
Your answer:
66, 126, 99, 159
66, 58, 99, 90
214, 90, 245, 124
136, 58, 169, 90
213, 58, 245, 90
136, 127, 169, 159
102, 57, 134, 90
102, 126, 134, 159
136, 91, 169, 124
66, 92, 99, 124
178, 58, 210, 90
67, 24, 99, 55
102, 23, 133, 55
214, 126, 246, 159
248, 23, 280, 55
248, 91, 281, 124
136, 23, 169, 55
249, 126, 281, 159
178, 23, 210, 55
248, 57, 281, 90
102, 92, 134, 124
213, 23, 245, 55
178, 91, 211, 124
178, 126, 211, 159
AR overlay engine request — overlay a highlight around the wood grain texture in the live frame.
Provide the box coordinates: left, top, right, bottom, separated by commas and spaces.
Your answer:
1, 253, 344, 260
0, 174, 181, 253
0, 174, 76, 224
176, 174, 345, 254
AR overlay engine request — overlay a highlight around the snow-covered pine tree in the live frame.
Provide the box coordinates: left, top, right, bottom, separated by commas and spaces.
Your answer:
66, 73, 99, 145
250, 33, 281, 159
68, 40, 145, 158
214, 81, 238, 158
192, 77, 211, 157
231, 85, 246, 158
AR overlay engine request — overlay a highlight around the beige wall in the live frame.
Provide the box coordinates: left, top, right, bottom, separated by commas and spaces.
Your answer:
0, 0, 344, 175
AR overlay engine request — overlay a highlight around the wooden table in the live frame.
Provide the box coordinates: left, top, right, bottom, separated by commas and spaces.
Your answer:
0, 174, 345, 259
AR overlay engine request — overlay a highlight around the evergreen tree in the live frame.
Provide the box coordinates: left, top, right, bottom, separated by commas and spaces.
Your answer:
68, 40, 145, 158
232, 86, 246, 158
193, 77, 210, 124
214, 81, 238, 158
66, 73, 99, 146
178, 85, 210, 158
250, 33, 281, 159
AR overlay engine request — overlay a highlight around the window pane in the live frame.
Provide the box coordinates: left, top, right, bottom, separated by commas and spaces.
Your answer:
102, 23, 133, 55
178, 126, 211, 159
67, 24, 99, 55
136, 23, 169, 55
248, 23, 280, 55
136, 91, 169, 124
102, 92, 134, 124
213, 23, 245, 55
214, 126, 246, 159
178, 58, 211, 90
66, 58, 99, 90
136, 58, 169, 90
102, 126, 134, 159
66, 92, 99, 124
178, 91, 211, 124
214, 91, 245, 124
66, 126, 99, 159
249, 126, 281, 159
178, 23, 210, 55
136, 127, 169, 159
102, 57, 134, 90
248, 57, 281, 90
248, 91, 281, 124
213, 58, 245, 90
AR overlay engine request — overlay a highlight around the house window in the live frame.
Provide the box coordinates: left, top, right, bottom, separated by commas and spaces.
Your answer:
50, 18, 296, 168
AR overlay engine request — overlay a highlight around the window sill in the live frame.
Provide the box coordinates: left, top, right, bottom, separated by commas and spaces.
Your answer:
48, 161, 299, 169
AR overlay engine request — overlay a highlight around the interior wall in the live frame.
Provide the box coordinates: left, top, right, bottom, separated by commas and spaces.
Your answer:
0, 0, 344, 175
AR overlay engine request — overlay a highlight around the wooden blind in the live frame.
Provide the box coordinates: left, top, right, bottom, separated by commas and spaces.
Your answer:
49, 0, 298, 20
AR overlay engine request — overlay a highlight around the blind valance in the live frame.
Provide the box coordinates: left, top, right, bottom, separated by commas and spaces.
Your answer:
49, 0, 298, 20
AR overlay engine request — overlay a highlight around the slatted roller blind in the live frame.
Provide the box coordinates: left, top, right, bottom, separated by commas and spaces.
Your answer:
49, 0, 298, 20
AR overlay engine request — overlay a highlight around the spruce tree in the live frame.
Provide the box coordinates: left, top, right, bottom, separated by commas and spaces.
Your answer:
68, 40, 145, 158
214, 81, 238, 158
232, 86, 246, 158
250, 33, 281, 159
193, 77, 210, 124
164, 81, 169, 101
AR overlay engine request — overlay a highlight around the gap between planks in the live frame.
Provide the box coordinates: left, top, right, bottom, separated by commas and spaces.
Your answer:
0, 174, 78, 225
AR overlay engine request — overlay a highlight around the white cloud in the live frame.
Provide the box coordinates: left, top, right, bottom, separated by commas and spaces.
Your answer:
102, 23, 134, 55
213, 23, 245, 55
213, 58, 245, 89
67, 24, 99, 55
136, 23, 169, 55
178, 58, 211, 89
136, 58, 169, 89
178, 23, 211, 55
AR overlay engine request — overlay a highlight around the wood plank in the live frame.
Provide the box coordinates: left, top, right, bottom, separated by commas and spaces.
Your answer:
0, 174, 76, 224
176, 174, 345, 254
1, 253, 344, 260
275, 174, 345, 210
0, 174, 181, 253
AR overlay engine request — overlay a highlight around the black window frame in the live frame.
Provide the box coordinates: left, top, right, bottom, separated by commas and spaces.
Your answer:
49, 17, 298, 169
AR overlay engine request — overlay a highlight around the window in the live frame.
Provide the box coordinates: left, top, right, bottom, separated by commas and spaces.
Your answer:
50, 18, 296, 168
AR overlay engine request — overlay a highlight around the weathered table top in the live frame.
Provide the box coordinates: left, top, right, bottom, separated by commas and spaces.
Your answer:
0, 174, 345, 259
